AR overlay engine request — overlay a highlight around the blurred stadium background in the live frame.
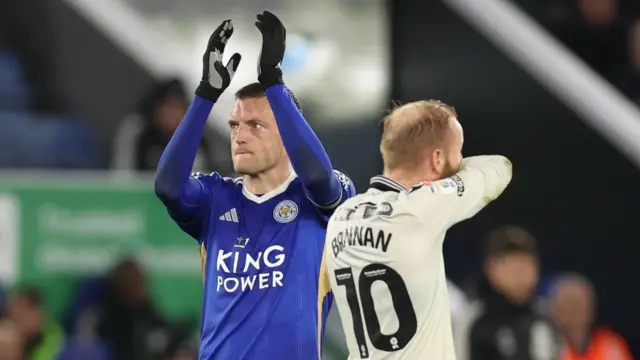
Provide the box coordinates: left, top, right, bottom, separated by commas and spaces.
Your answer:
0, 0, 639, 359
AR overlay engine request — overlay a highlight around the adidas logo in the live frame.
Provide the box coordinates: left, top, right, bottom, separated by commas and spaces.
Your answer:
219, 208, 239, 223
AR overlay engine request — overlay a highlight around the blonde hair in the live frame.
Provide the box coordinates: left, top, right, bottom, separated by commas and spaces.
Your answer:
380, 100, 457, 170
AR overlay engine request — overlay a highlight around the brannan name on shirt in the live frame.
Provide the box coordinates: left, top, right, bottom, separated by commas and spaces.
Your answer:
331, 225, 392, 257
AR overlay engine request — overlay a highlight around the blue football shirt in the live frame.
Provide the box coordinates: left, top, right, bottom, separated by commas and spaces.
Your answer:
171, 169, 355, 360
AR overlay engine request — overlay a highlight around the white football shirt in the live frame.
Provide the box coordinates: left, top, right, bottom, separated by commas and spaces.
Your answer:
324, 156, 513, 360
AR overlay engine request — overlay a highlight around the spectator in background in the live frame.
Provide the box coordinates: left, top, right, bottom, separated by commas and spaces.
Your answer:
0, 0, 65, 113
456, 226, 559, 360
0, 320, 23, 360
4, 287, 64, 360
75, 258, 187, 360
553, 0, 631, 79
630, 20, 640, 71
550, 273, 634, 360
625, 20, 640, 102
0, 286, 5, 315
111, 78, 228, 173
447, 279, 469, 335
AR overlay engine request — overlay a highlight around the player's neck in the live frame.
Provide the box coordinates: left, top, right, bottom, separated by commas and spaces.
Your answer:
383, 168, 439, 189
243, 161, 292, 195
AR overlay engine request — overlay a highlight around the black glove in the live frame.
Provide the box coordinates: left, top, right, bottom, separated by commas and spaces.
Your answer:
195, 20, 242, 101
255, 11, 286, 87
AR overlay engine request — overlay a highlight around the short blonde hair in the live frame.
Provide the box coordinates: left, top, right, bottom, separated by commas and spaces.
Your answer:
380, 100, 457, 170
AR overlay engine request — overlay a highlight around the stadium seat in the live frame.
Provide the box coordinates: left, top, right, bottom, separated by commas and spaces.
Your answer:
0, 112, 101, 168
58, 339, 111, 360
0, 50, 31, 111
31, 118, 101, 168
0, 112, 30, 166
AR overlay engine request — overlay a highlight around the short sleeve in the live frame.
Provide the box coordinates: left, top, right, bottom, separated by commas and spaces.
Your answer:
169, 171, 229, 242
408, 156, 513, 227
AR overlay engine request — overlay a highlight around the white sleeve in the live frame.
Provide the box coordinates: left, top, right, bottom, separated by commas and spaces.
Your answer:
408, 155, 512, 226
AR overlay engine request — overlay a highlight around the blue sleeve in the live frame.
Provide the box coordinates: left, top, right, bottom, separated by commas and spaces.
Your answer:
265, 85, 346, 210
154, 95, 215, 240
317, 170, 357, 221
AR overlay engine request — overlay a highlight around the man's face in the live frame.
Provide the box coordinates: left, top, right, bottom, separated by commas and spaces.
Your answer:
114, 262, 147, 310
7, 295, 43, 337
488, 252, 539, 304
154, 95, 188, 135
0, 322, 22, 360
229, 97, 287, 176
578, 0, 617, 26
551, 281, 594, 332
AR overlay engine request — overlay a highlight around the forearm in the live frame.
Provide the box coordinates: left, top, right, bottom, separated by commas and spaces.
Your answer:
154, 95, 212, 214
265, 85, 341, 206
460, 155, 513, 201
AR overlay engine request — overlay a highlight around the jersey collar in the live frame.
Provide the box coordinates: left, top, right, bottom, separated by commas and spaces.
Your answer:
242, 168, 298, 204
369, 175, 408, 193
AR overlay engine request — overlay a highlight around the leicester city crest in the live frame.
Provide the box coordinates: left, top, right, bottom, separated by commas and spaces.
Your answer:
273, 200, 299, 223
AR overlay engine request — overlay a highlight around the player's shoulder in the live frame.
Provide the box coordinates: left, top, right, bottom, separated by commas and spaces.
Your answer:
338, 188, 376, 208
191, 171, 242, 189
408, 176, 465, 197
332, 168, 352, 187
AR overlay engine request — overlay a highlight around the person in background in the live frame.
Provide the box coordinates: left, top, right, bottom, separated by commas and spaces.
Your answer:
550, 273, 634, 360
553, 0, 630, 79
0, 286, 6, 315
624, 20, 640, 101
111, 78, 229, 173
5, 287, 64, 360
0, 320, 23, 360
448, 279, 470, 336
75, 258, 183, 360
457, 225, 559, 360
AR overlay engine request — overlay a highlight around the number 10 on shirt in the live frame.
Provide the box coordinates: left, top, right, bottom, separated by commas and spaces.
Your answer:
334, 263, 418, 359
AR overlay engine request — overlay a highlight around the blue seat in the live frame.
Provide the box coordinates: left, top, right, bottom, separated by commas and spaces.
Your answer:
0, 112, 31, 166
31, 118, 101, 168
0, 51, 31, 111
58, 339, 111, 360
0, 113, 100, 168
0, 51, 25, 86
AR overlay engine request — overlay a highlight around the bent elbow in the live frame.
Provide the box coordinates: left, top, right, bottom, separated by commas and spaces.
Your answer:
154, 176, 178, 205
492, 156, 513, 198
501, 156, 513, 186
500, 156, 513, 186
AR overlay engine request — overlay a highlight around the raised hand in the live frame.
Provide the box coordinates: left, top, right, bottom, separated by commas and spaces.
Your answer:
255, 11, 286, 87
195, 19, 242, 101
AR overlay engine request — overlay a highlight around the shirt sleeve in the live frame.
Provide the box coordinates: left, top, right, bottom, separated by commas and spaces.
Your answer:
408, 156, 513, 227
311, 169, 357, 221
168, 171, 227, 242
265, 85, 343, 207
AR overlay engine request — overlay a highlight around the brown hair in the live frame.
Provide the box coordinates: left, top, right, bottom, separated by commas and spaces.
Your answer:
235, 82, 302, 112
380, 100, 457, 170
484, 225, 538, 259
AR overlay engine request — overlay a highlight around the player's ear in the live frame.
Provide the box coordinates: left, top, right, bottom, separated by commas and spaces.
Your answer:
431, 148, 445, 174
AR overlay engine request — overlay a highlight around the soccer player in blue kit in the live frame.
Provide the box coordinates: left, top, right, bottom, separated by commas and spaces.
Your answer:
154, 11, 355, 360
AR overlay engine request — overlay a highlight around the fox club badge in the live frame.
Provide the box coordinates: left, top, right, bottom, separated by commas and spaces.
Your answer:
273, 200, 299, 223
